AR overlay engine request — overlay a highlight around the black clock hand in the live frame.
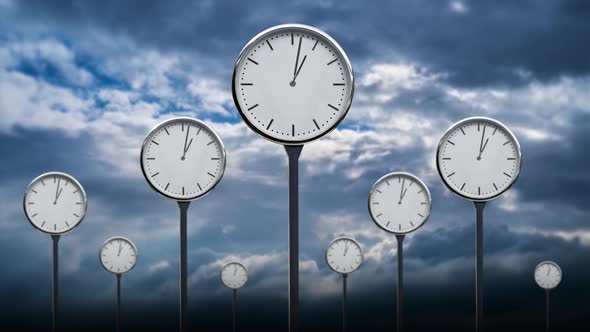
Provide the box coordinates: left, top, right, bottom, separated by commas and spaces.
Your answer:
118, 241, 123, 256
547, 266, 550, 276
53, 178, 61, 205
181, 125, 191, 160
344, 242, 350, 256
294, 55, 307, 81
290, 37, 305, 86
398, 179, 406, 204
234, 265, 237, 276
477, 125, 488, 160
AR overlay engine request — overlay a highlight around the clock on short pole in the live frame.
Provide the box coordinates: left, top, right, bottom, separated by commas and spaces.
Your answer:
140, 117, 226, 332
534, 261, 562, 332
326, 236, 363, 332
23, 172, 88, 332
436, 117, 522, 332
368, 172, 432, 332
232, 23, 354, 332
221, 262, 248, 332
100, 237, 138, 332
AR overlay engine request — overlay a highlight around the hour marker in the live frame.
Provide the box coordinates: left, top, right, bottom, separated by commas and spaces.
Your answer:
327, 59, 338, 66
207, 172, 215, 177
54, 224, 57, 231
477, 122, 480, 131
151, 172, 160, 178
417, 189, 423, 194
41, 221, 46, 227
291, 32, 294, 45
31, 213, 38, 217
493, 128, 498, 135
372, 202, 379, 205
65, 221, 70, 227
417, 213, 424, 218
328, 104, 338, 111
398, 224, 401, 231
76, 202, 83, 205
73, 189, 79, 194
247, 58, 259, 65
460, 127, 466, 135
420, 202, 427, 205
442, 157, 451, 160
31, 189, 38, 193
182, 187, 185, 195
333, 83, 345, 86
376, 189, 382, 193
503, 141, 510, 146
211, 157, 220, 160
266, 119, 274, 130
247, 104, 259, 111
507, 157, 516, 160
147, 157, 155, 160
196, 127, 201, 135
207, 141, 215, 145
410, 221, 415, 227
376, 213, 382, 217
478, 187, 481, 195
73, 213, 79, 218
461, 183, 466, 190
151, 140, 159, 145
241, 83, 253, 86
165, 183, 170, 191
493, 183, 498, 190
313, 119, 320, 130
292, 124, 295, 136
164, 128, 170, 135
503, 172, 511, 177
41, 180, 45, 186
28, 202, 34, 205
266, 39, 273, 51
448, 172, 455, 177
447, 140, 455, 145
181, 123, 185, 131
197, 183, 202, 191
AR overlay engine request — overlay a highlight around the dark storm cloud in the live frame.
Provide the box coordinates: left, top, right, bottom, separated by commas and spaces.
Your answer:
7, 0, 590, 87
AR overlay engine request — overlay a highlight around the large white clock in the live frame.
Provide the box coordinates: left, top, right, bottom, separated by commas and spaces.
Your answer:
534, 261, 562, 290
326, 236, 363, 274
436, 117, 522, 201
232, 24, 354, 145
140, 117, 226, 201
23, 172, 87, 234
368, 172, 432, 235
100, 236, 138, 275
221, 262, 248, 289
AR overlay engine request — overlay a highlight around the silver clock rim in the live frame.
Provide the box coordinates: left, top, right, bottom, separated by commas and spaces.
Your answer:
435, 116, 523, 202
99, 236, 138, 275
231, 23, 355, 146
220, 261, 249, 289
23, 171, 88, 235
534, 260, 562, 290
325, 236, 364, 275
368, 171, 432, 235
140, 116, 227, 202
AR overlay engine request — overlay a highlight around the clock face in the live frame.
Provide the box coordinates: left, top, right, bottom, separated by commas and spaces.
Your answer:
100, 237, 138, 274
325, 237, 363, 274
232, 24, 354, 145
220, 262, 248, 289
534, 261, 562, 290
23, 172, 87, 235
140, 117, 226, 201
436, 117, 521, 201
369, 172, 432, 235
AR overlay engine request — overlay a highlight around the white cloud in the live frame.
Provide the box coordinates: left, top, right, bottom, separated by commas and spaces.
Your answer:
449, 1, 468, 14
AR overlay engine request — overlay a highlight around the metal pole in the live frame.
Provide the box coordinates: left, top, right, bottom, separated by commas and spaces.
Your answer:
178, 201, 191, 332
342, 274, 348, 332
116, 274, 121, 332
232, 289, 237, 332
396, 235, 405, 332
285, 145, 303, 332
51, 235, 60, 332
473, 201, 486, 332
545, 290, 550, 332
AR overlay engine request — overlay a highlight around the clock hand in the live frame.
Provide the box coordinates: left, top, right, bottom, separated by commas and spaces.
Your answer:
344, 242, 350, 256
477, 125, 488, 160
118, 241, 123, 256
398, 179, 406, 204
290, 36, 303, 87
181, 125, 191, 160
53, 178, 61, 205
547, 266, 550, 276
234, 265, 237, 276
294, 55, 307, 81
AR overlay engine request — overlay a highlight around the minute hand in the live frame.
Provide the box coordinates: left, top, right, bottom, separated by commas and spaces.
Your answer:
477, 125, 489, 160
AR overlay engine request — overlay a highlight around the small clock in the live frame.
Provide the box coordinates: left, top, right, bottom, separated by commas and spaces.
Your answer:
221, 262, 248, 289
326, 236, 363, 274
232, 24, 354, 145
23, 172, 87, 234
534, 261, 562, 290
436, 117, 522, 201
368, 172, 432, 235
140, 117, 226, 201
100, 237, 138, 275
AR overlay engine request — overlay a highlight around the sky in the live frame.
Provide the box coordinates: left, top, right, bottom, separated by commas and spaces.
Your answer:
1, 0, 589, 331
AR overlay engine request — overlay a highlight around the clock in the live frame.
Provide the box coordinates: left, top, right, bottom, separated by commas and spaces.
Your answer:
436, 117, 522, 201
534, 261, 562, 290
100, 237, 138, 274
368, 172, 432, 235
220, 262, 248, 289
232, 23, 354, 145
140, 117, 226, 201
326, 236, 363, 274
23, 172, 87, 234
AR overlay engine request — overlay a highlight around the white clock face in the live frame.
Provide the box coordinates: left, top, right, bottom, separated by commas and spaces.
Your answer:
23, 172, 87, 234
534, 261, 562, 290
141, 117, 226, 201
437, 117, 521, 201
100, 237, 138, 274
220, 262, 248, 289
233, 24, 354, 145
369, 172, 432, 235
326, 237, 363, 274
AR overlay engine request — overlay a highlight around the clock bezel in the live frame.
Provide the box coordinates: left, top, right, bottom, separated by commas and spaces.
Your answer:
231, 23, 355, 146
436, 116, 522, 202
140, 117, 227, 202
99, 236, 138, 275
534, 260, 562, 290
325, 236, 364, 275
368, 171, 432, 235
23, 171, 88, 235
220, 261, 249, 289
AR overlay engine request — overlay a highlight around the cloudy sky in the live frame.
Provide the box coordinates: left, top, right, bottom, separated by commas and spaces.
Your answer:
1, 0, 589, 331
